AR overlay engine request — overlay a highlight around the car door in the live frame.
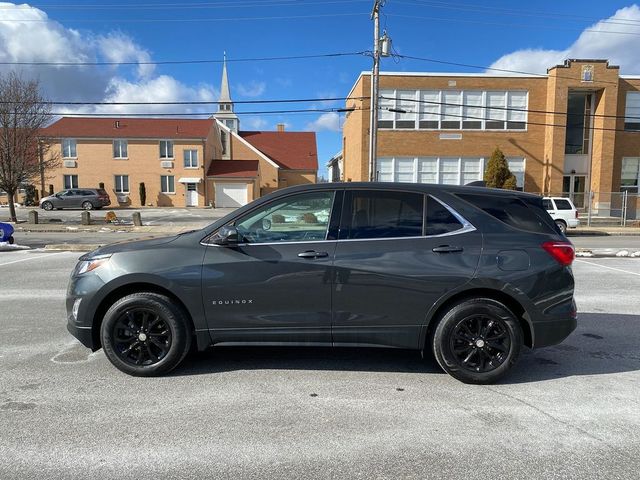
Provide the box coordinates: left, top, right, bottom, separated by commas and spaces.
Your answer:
201, 189, 341, 345
55, 190, 74, 208
332, 189, 482, 349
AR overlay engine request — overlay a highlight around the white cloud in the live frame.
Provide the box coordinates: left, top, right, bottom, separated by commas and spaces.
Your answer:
236, 81, 266, 98
306, 112, 341, 132
490, 5, 640, 74
0, 2, 217, 116
98, 31, 154, 78
245, 116, 268, 130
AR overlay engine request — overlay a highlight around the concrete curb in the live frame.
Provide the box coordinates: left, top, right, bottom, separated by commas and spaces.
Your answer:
44, 244, 102, 252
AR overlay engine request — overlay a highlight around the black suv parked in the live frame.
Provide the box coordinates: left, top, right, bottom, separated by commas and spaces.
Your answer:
66, 183, 576, 384
40, 188, 111, 211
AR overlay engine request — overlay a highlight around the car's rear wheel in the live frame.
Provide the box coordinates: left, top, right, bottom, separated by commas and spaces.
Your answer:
100, 292, 192, 376
432, 298, 523, 384
82, 201, 94, 210
41, 201, 53, 211
555, 219, 567, 234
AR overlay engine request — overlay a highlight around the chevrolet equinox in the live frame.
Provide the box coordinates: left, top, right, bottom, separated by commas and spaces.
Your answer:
66, 183, 577, 384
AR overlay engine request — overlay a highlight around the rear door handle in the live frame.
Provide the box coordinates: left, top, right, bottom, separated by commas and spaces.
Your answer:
432, 245, 464, 253
298, 250, 329, 259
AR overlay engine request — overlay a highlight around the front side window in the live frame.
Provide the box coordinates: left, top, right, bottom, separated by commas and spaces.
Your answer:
160, 140, 174, 159
62, 139, 77, 158
184, 149, 198, 168
114, 175, 129, 194
161, 175, 175, 194
235, 192, 334, 244
63, 174, 78, 189
113, 139, 128, 159
345, 190, 424, 240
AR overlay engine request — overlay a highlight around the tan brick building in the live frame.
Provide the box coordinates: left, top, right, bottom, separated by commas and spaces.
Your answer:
342, 59, 640, 217
39, 59, 317, 208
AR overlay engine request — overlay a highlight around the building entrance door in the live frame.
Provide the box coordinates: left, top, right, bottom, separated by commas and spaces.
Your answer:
185, 183, 198, 207
562, 175, 587, 209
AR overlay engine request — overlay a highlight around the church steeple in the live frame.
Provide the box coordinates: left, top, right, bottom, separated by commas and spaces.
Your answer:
215, 52, 239, 133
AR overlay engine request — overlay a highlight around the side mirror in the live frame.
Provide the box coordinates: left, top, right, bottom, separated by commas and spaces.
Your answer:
212, 225, 240, 246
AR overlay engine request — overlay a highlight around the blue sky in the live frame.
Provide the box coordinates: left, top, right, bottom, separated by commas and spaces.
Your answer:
2, 0, 640, 176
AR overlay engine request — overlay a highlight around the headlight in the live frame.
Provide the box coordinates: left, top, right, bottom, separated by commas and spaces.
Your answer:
75, 254, 112, 275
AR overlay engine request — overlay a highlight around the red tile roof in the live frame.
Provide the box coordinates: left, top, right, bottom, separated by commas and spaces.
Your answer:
239, 131, 318, 171
207, 160, 259, 178
41, 117, 215, 139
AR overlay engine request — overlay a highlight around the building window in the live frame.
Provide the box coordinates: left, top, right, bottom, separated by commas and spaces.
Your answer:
161, 175, 175, 194
62, 139, 77, 158
184, 149, 198, 168
160, 140, 174, 159
621, 157, 640, 192
376, 156, 526, 188
114, 175, 129, 193
113, 139, 128, 159
379, 89, 527, 131
63, 174, 78, 189
624, 93, 640, 131
220, 130, 227, 155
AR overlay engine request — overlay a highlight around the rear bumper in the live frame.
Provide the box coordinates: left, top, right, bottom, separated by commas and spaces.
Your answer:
567, 218, 580, 228
532, 315, 577, 348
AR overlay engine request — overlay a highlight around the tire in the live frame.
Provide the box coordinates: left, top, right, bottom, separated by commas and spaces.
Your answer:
555, 220, 567, 234
100, 292, 192, 376
41, 201, 53, 211
8, 235, 14, 245
82, 201, 94, 210
432, 298, 523, 384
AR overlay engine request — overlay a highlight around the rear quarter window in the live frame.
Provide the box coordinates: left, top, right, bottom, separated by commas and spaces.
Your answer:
554, 199, 573, 210
426, 196, 463, 235
456, 193, 557, 234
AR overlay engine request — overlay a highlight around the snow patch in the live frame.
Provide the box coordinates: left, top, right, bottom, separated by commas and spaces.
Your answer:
576, 250, 594, 257
616, 250, 630, 257
0, 242, 30, 251
631, 251, 640, 258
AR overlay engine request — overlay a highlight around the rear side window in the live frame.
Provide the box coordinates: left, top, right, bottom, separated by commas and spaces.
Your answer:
554, 199, 573, 210
542, 199, 553, 210
426, 196, 463, 236
344, 190, 424, 239
457, 193, 556, 234
82, 190, 95, 196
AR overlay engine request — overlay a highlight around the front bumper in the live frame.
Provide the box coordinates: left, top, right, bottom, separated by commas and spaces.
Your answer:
67, 318, 96, 350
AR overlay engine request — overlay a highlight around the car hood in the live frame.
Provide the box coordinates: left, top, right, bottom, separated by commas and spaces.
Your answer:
83, 235, 180, 258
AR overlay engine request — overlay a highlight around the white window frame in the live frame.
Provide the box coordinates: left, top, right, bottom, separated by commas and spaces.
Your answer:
114, 175, 129, 194
113, 139, 128, 159
183, 149, 198, 168
378, 89, 528, 132
63, 174, 78, 189
160, 175, 175, 194
62, 139, 77, 159
159, 140, 174, 159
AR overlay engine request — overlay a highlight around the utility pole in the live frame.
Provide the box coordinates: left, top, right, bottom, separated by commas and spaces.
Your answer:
368, 1, 391, 182
368, 0, 382, 182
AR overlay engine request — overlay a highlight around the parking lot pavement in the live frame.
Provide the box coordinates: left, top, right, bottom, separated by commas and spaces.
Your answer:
0, 252, 639, 479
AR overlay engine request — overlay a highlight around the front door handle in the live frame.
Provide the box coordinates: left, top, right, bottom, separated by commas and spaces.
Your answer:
298, 250, 329, 259
432, 245, 464, 253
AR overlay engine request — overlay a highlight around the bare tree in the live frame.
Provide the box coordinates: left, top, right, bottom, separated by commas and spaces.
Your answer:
0, 72, 58, 222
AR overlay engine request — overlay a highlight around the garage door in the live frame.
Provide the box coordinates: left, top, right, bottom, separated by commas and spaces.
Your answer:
215, 183, 248, 208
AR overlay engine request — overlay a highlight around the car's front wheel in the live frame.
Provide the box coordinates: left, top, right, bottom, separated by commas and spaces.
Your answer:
432, 298, 523, 384
41, 201, 53, 211
100, 292, 192, 376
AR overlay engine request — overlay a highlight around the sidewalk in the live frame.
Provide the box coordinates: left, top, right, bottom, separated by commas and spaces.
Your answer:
11, 222, 206, 234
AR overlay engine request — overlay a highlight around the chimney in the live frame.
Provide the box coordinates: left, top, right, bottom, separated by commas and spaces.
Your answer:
277, 123, 285, 132
114, 120, 120, 129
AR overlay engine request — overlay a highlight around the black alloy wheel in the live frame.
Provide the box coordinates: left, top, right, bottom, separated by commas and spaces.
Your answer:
112, 309, 172, 366
101, 292, 192, 376
432, 298, 523, 384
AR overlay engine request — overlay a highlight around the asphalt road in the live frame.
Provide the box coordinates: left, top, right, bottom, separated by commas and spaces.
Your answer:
0, 252, 639, 479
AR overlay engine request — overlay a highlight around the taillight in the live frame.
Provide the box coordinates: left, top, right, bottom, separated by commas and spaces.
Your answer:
575, 210, 579, 219
542, 241, 575, 266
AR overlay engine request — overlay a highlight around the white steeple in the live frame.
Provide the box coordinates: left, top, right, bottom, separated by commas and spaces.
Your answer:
215, 51, 239, 133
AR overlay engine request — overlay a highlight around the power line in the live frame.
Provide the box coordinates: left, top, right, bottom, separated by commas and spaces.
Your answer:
398, 0, 640, 27
0, 12, 368, 23
0, 96, 366, 106
0, 51, 367, 67
39, 107, 364, 117
6, 0, 370, 10
393, 54, 623, 87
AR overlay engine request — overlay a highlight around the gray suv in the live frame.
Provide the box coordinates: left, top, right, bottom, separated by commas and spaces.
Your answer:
66, 183, 577, 384
40, 188, 111, 211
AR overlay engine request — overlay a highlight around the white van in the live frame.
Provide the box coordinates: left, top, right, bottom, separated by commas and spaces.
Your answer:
543, 197, 580, 233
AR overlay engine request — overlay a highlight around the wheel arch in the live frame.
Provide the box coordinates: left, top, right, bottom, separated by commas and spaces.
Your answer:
91, 282, 196, 350
422, 288, 533, 349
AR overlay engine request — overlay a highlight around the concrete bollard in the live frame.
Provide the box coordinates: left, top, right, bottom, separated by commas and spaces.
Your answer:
28, 210, 38, 224
81, 211, 91, 225
132, 212, 142, 226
